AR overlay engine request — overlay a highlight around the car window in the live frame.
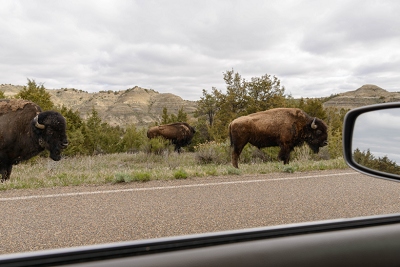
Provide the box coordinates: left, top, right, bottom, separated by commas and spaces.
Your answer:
1, 0, 400, 257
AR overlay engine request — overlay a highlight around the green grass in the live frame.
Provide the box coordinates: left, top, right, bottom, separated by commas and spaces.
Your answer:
0, 152, 349, 190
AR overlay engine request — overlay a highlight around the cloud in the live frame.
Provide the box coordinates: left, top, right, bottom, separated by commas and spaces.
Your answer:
1, 0, 400, 100
353, 108, 400, 163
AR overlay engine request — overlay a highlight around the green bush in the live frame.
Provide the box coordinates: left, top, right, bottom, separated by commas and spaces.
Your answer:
133, 172, 151, 182
328, 129, 342, 159
292, 144, 311, 161
114, 172, 151, 183
282, 165, 296, 173
195, 140, 283, 165
146, 137, 171, 154
114, 173, 131, 183
206, 168, 218, 176
235, 145, 279, 164
227, 167, 241, 175
174, 169, 188, 179
195, 141, 230, 164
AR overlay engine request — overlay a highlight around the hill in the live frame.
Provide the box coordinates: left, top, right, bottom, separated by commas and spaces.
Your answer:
323, 84, 400, 109
0, 84, 197, 127
2, 83, 398, 126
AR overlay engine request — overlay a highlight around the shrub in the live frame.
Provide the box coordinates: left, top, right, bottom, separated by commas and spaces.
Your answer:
114, 173, 131, 183
227, 167, 241, 175
145, 137, 171, 155
174, 169, 188, 179
206, 168, 218, 176
283, 165, 296, 173
195, 141, 230, 164
292, 144, 312, 161
195, 141, 282, 166
133, 172, 151, 182
236, 145, 279, 164
328, 129, 343, 159
114, 172, 151, 183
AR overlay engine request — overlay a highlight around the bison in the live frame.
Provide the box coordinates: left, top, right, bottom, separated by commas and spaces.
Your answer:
229, 108, 328, 168
147, 122, 196, 152
0, 99, 68, 181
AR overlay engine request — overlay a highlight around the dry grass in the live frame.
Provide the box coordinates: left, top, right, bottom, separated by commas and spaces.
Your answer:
0, 152, 348, 190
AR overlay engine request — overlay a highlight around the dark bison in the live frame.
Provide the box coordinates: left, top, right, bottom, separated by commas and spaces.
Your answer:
0, 99, 68, 181
229, 108, 328, 168
147, 122, 196, 152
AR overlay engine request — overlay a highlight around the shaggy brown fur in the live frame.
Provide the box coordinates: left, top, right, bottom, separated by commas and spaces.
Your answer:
0, 99, 68, 181
147, 122, 196, 152
0, 99, 35, 112
229, 108, 328, 168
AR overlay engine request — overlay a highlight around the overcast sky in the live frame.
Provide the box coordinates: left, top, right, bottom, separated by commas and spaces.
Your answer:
353, 108, 400, 164
1, 0, 400, 101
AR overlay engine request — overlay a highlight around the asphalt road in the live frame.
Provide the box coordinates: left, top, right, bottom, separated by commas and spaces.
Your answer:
1, 169, 400, 254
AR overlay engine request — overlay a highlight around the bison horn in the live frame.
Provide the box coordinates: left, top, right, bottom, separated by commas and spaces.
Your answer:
34, 115, 45, 129
311, 117, 318, 129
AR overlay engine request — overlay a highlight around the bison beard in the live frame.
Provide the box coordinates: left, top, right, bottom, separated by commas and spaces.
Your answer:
0, 99, 68, 182
147, 122, 196, 153
229, 108, 328, 168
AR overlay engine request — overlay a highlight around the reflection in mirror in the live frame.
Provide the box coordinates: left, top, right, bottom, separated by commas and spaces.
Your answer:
352, 108, 400, 176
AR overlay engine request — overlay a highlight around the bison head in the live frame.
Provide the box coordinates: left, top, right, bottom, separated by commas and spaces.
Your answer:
34, 111, 68, 161
306, 117, 328, 153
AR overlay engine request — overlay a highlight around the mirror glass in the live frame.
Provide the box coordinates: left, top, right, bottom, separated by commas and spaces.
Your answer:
352, 108, 400, 176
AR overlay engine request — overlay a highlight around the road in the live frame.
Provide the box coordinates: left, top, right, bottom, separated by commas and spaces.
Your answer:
1, 169, 400, 254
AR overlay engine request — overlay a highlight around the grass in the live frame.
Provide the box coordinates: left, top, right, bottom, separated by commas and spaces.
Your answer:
0, 152, 349, 190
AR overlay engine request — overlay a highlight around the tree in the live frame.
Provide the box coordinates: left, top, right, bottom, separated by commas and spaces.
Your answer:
122, 125, 146, 153
299, 98, 326, 120
16, 79, 54, 110
82, 107, 103, 154
176, 107, 188, 122
0, 90, 5, 99
161, 107, 188, 124
222, 69, 247, 118
58, 105, 86, 156
161, 107, 169, 124
58, 105, 84, 131
191, 117, 211, 144
195, 88, 219, 127
97, 124, 125, 154
353, 148, 400, 175
245, 74, 286, 114
210, 70, 248, 141
200, 69, 289, 142
325, 107, 348, 159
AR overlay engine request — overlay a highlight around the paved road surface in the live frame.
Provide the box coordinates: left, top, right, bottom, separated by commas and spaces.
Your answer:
1, 169, 400, 254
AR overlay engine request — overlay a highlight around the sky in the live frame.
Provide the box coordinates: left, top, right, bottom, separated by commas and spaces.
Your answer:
1, 0, 400, 101
353, 108, 400, 164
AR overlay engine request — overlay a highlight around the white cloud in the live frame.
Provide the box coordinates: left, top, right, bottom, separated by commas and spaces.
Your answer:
1, 0, 400, 100
353, 108, 400, 162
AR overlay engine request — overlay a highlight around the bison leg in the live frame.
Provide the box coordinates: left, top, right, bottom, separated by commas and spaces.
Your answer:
0, 164, 12, 182
231, 144, 245, 168
278, 145, 292, 164
174, 145, 181, 153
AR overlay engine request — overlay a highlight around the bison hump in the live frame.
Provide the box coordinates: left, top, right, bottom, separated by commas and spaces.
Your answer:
0, 99, 40, 114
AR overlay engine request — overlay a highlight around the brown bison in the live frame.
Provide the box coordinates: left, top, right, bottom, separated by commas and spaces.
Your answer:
229, 108, 328, 168
0, 99, 68, 181
147, 122, 196, 152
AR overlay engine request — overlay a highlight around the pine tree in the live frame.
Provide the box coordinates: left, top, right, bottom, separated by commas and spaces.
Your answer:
16, 79, 54, 110
161, 107, 169, 124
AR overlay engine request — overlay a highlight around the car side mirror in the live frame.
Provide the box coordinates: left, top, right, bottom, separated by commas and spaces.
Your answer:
343, 102, 400, 182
